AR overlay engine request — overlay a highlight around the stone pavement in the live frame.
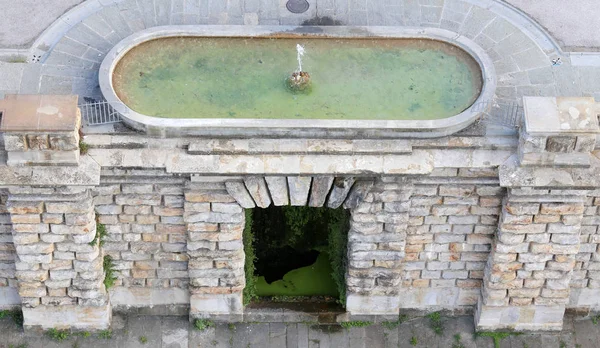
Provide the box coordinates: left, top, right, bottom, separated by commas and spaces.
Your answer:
505, 0, 600, 51
0, 0, 84, 49
2, 312, 600, 347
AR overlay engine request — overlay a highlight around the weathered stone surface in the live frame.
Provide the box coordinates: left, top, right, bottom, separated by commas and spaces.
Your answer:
224, 181, 255, 208
243, 177, 271, 208
265, 176, 289, 206
308, 176, 334, 207
287, 176, 311, 206
327, 177, 356, 208
344, 180, 375, 209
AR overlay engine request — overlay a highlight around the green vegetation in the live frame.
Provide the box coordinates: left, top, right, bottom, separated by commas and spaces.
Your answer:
103, 255, 117, 289
245, 206, 349, 301
340, 321, 372, 329
47, 328, 70, 341
452, 334, 465, 348
89, 222, 107, 246
75, 331, 90, 338
139, 336, 148, 344
242, 210, 257, 305
79, 141, 89, 155
410, 336, 418, 346
476, 331, 521, 348
592, 314, 600, 324
98, 329, 112, 339
9, 344, 28, 348
0, 309, 23, 327
559, 341, 566, 348
382, 314, 409, 330
426, 311, 444, 335
194, 319, 215, 331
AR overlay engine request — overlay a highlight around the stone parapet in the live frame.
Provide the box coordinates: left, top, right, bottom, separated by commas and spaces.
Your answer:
0, 95, 81, 166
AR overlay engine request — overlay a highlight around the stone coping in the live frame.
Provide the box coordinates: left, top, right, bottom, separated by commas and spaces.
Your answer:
99, 25, 497, 138
523, 96, 600, 135
0, 94, 79, 132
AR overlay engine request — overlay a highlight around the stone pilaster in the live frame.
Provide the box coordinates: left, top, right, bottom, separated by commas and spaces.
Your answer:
7, 187, 110, 330
184, 183, 245, 321
476, 96, 600, 331
345, 178, 412, 316
476, 188, 585, 331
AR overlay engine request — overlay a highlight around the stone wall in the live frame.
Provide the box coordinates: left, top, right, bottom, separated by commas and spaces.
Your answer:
0, 95, 599, 332
92, 169, 190, 308
402, 169, 504, 308
0, 188, 19, 307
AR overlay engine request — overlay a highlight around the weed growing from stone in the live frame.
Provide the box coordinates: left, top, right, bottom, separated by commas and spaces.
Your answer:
426, 311, 444, 335
382, 314, 409, 330
0, 310, 23, 327
340, 321, 372, 329
476, 331, 521, 348
89, 223, 107, 247
452, 334, 465, 348
194, 319, 215, 331
8, 344, 28, 348
98, 329, 113, 339
228, 323, 236, 331
103, 255, 117, 289
79, 141, 89, 155
410, 336, 418, 346
47, 328, 70, 341
139, 336, 148, 344
592, 315, 600, 325
559, 341, 567, 348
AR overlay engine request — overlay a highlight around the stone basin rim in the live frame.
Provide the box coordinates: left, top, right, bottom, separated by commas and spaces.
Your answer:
99, 25, 496, 138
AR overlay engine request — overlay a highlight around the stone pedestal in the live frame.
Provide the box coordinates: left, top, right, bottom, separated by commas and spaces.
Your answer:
0, 95, 81, 166
476, 97, 600, 331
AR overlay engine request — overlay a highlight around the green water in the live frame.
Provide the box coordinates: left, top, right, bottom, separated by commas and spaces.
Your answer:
113, 37, 482, 120
255, 252, 338, 297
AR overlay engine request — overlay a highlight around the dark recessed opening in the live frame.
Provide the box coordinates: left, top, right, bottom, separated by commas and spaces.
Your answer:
243, 205, 349, 304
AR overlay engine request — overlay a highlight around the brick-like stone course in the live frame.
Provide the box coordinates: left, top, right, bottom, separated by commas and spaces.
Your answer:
92, 169, 188, 289
7, 186, 107, 308
0, 190, 17, 290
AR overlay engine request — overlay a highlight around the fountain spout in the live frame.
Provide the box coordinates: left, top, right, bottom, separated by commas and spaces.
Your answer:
288, 44, 312, 92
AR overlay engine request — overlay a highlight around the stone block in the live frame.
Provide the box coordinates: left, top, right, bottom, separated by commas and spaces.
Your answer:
264, 177, 289, 206
22, 304, 111, 330
308, 176, 334, 207
287, 176, 312, 206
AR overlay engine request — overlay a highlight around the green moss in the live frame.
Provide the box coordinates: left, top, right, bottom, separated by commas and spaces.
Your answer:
47, 328, 70, 341
410, 336, 418, 346
242, 209, 257, 306
0, 309, 23, 327
97, 329, 112, 339
79, 141, 89, 155
340, 321, 372, 329
103, 255, 117, 289
426, 311, 444, 335
476, 331, 521, 348
327, 207, 350, 306
194, 319, 215, 331
382, 314, 409, 330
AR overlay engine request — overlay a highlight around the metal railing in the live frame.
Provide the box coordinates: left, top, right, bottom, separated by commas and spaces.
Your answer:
77, 98, 523, 129
474, 100, 523, 129
79, 99, 122, 126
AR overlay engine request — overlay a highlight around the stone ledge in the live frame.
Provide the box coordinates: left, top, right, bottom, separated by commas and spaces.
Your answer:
0, 156, 100, 186
22, 304, 111, 330
110, 287, 189, 308
500, 155, 600, 188
475, 300, 564, 331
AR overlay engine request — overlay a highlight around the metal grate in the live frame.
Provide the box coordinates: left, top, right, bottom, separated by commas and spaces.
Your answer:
79, 99, 122, 126
473, 100, 523, 128
286, 0, 310, 14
